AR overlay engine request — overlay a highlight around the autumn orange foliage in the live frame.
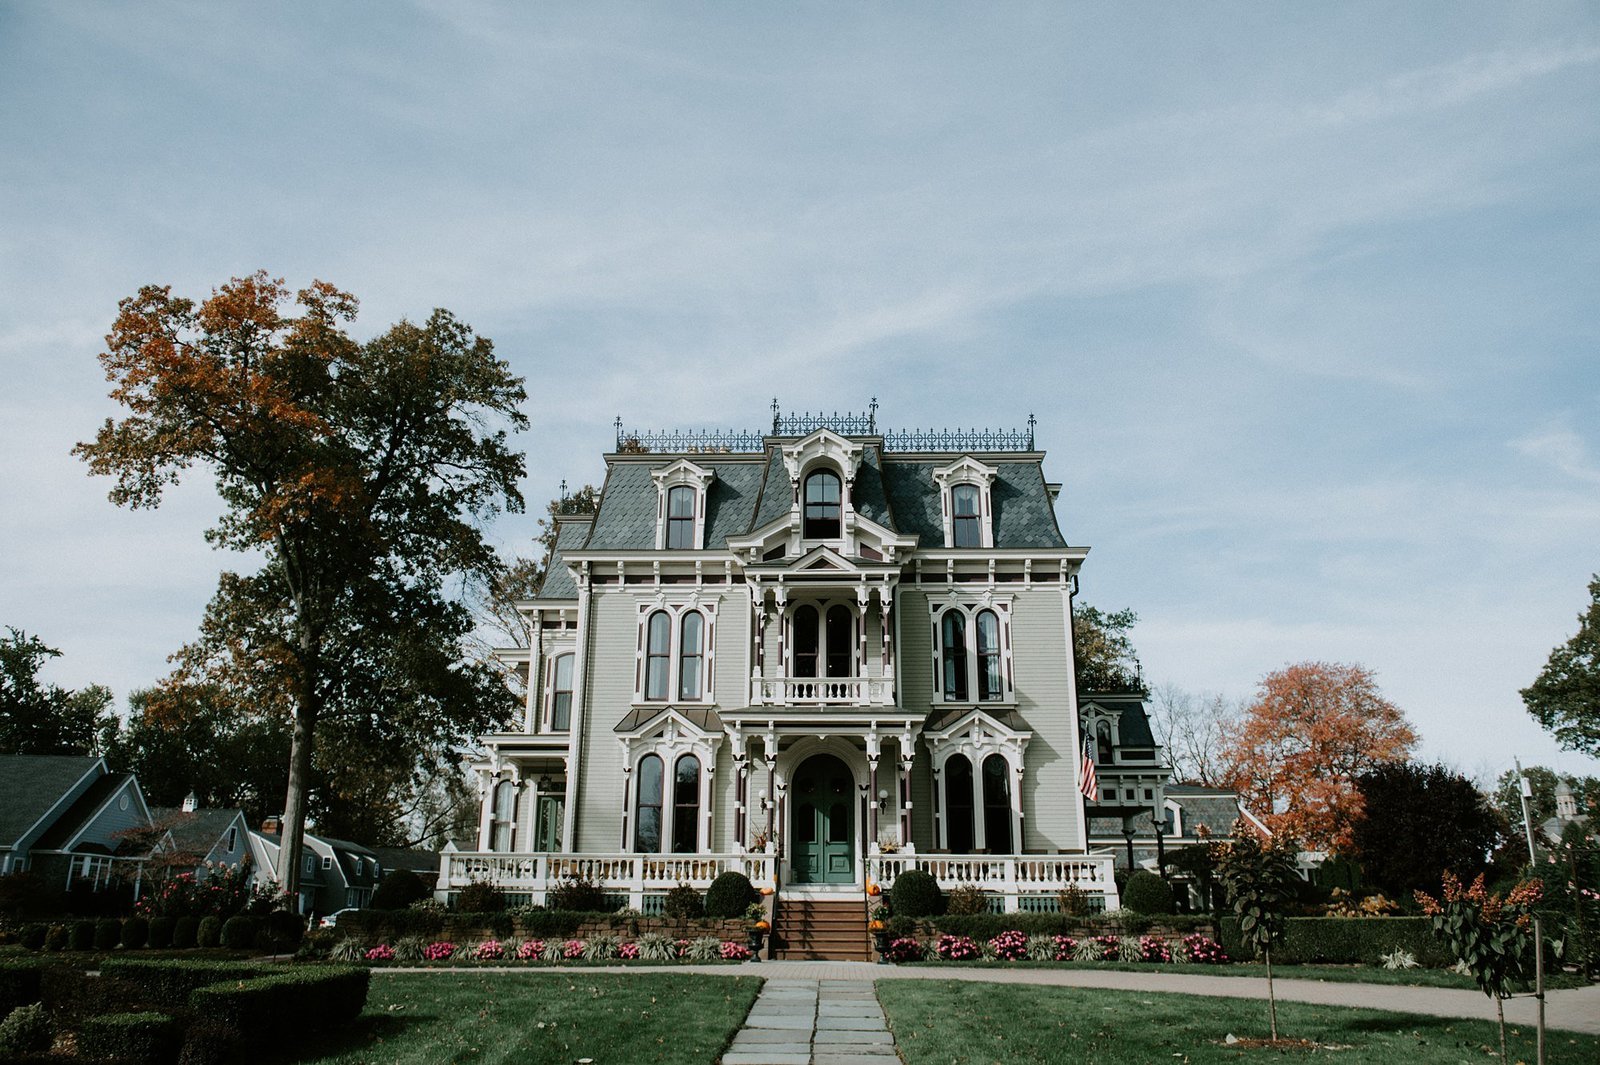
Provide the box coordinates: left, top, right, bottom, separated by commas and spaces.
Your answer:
1222, 661, 1417, 852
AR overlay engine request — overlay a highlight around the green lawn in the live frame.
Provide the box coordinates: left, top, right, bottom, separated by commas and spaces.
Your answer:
900, 958, 1590, 990
281, 972, 762, 1065
877, 979, 1600, 1065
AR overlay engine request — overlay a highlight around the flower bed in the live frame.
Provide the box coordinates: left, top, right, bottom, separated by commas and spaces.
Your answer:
349, 935, 759, 966
881, 929, 1230, 966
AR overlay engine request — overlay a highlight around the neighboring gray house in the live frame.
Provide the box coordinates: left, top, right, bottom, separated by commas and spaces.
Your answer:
149, 794, 251, 876
249, 821, 382, 916
442, 409, 1123, 923
0, 755, 153, 892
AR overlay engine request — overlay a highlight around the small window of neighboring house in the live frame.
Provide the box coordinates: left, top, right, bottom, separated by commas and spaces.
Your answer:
321, 855, 333, 871
951, 484, 982, 547
226, 827, 237, 852
304, 855, 315, 874
665, 485, 696, 549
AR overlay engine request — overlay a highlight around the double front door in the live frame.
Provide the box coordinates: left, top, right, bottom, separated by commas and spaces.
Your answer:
790, 754, 854, 884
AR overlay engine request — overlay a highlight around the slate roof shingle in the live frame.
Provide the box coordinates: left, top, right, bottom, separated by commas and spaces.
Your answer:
0, 755, 100, 847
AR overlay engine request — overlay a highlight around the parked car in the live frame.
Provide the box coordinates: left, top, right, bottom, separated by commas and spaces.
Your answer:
318, 907, 361, 929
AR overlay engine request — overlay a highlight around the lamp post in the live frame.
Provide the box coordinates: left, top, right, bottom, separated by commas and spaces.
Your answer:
1152, 804, 1166, 877
1121, 819, 1136, 875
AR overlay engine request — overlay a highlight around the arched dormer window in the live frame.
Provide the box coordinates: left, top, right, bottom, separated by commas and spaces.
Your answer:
803, 469, 842, 539
1095, 720, 1113, 764
644, 611, 671, 700
678, 612, 703, 700
952, 484, 982, 547
933, 456, 998, 548
665, 485, 696, 549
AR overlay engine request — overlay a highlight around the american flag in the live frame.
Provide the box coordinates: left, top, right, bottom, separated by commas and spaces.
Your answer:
1079, 734, 1098, 800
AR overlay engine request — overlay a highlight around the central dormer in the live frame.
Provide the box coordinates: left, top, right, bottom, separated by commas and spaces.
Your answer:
782, 428, 864, 548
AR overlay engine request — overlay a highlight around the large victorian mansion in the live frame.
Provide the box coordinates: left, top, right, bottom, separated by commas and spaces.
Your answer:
443, 404, 1202, 921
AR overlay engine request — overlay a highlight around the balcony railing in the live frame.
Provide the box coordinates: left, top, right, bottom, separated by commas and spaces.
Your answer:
750, 675, 895, 706
438, 851, 776, 910
867, 853, 1120, 912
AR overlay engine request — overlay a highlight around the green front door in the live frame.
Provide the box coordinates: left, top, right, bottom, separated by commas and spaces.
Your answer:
790, 755, 855, 884
535, 795, 563, 852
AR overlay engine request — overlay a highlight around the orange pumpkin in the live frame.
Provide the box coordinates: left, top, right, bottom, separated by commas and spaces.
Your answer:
755, 920, 770, 930
760, 886, 775, 896
866, 882, 881, 897
868, 919, 885, 931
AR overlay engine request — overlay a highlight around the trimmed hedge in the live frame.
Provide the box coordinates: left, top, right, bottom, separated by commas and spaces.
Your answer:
891, 870, 944, 918
18, 924, 47, 951
1217, 917, 1454, 968
889, 912, 1216, 940
77, 1012, 181, 1065
69, 920, 96, 952
337, 908, 447, 940
1123, 871, 1176, 916
189, 966, 369, 1039
121, 915, 150, 949
0, 958, 44, 1016
197, 915, 222, 949
0, 1002, 50, 1056
704, 872, 757, 918
172, 915, 200, 950
369, 868, 429, 911
93, 918, 122, 951
100, 958, 265, 1002
147, 916, 176, 950
221, 915, 256, 950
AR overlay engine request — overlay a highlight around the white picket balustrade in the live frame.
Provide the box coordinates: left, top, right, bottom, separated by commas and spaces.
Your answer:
439, 851, 776, 909
867, 853, 1120, 912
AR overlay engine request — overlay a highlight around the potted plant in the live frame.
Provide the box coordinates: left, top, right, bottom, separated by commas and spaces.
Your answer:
745, 902, 769, 956
869, 901, 893, 960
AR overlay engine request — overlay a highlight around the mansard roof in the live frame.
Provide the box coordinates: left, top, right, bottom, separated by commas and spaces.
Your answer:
537, 518, 593, 599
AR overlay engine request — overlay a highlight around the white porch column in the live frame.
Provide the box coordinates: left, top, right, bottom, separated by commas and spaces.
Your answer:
476, 769, 496, 851
526, 614, 542, 733
563, 566, 593, 851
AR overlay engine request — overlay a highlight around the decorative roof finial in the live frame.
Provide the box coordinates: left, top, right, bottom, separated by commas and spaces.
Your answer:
869, 396, 879, 432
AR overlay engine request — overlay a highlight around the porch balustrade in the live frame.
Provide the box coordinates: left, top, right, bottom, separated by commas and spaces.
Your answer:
867, 853, 1120, 912
750, 674, 895, 706
439, 851, 776, 909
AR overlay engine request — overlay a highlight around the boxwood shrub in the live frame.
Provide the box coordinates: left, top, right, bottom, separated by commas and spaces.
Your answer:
147, 916, 176, 950
220, 916, 256, 950
337, 908, 446, 941
121, 915, 150, 949
704, 872, 757, 918
188, 966, 369, 1039
0, 1002, 51, 1056
1217, 916, 1453, 968
18, 924, 47, 951
890, 870, 944, 918
0, 958, 44, 1016
369, 868, 429, 910
172, 915, 200, 950
93, 919, 122, 951
261, 910, 305, 953
99, 958, 265, 1002
196, 915, 223, 949
1123, 871, 1176, 915
76, 1012, 181, 1065
892, 912, 1216, 940
69, 920, 97, 952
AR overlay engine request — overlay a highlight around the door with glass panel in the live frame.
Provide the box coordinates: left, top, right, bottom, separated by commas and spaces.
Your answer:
789, 754, 855, 884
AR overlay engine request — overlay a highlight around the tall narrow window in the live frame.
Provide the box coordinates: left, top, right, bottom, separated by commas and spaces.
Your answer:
666, 485, 696, 549
793, 605, 820, 678
491, 780, 517, 852
983, 755, 1013, 853
634, 754, 663, 852
951, 484, 982, 547
976, 610, 1002, 701
678, 612, 703, 700
945, 754, 975, 852
550, 653, 574, 730
1095, 720, 1113, 765
941, 611, 968, 701
644, 612, 671, 700
803, 470, 842, 538
825, 606, 853, 678
672, 755, 700, 853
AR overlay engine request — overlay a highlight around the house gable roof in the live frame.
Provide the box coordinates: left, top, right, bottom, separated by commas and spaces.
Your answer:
149, 808, 247, 856
31, 772, 144, 851
0, 755, 104, 849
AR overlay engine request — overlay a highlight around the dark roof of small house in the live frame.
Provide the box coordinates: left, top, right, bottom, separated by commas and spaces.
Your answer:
0, 755, 100, 847
150, 808, 245, 855
1082, 692, 1157, 748
369, 847, 440, 875
32, 772, 135, 851
1168, 789, 1251, 837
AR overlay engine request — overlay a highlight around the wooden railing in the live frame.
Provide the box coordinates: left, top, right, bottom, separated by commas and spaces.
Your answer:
866, 853, 1120, 912
438, 851, 777, 910
750, 675, 895, 706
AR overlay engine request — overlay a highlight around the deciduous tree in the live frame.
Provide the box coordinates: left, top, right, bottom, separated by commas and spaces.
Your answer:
0, 628, 115, 756
1522, 575, 1600, 756
1347, 761, 1505, 898
1221, 661, 1417, 851
1073, 603, 1142, 692
75, 273, 526, 902
1490, 766, 1597, 835
1149, 683, 1240, 786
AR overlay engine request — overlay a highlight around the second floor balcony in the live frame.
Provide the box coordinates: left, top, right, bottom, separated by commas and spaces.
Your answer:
750, 673, 896, 707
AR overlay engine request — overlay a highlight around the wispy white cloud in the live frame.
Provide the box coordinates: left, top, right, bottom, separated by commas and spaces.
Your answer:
1512, 424, 1600, 485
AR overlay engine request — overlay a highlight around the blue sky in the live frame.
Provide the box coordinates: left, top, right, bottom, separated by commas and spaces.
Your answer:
2, 2, 1597, 782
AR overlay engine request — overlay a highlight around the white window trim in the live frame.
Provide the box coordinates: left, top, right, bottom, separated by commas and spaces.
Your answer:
621, 718, 721, 855
542, 641, 578, 732
926, 717, 1029, 854
932, 456, 998, 549
928, 598, 1015, 706
652, 460, 715, 550
633, 598, 718, 706
782, 597, 863, 679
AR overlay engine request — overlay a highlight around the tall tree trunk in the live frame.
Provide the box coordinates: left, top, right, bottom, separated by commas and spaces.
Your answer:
278, 620, 320, 913
1496, 996, 1506, 1062
1266, 945, 1278, 1041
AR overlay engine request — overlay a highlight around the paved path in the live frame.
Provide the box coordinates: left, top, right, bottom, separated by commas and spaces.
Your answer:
722, 978, 896, 1065
378, 961, 1600, 1036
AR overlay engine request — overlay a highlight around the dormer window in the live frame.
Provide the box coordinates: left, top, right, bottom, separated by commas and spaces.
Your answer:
933, 456, 998, 549
652, 460, 714, 550
803, 469, 842, 539
665, 486, 695, 549
952, 485, 982, 547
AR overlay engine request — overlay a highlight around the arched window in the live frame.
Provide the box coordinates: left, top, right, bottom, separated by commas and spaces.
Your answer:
672, 755, 701, 853
550, 653, 574, 730
1095, 720, 1113, 765
665, 485, 696, 549
945, 755, 975, 852
793, 605, 820, 678
634, 754, 663, 852
677, 613, 704, 700
491, 780, 517, 852
803, 469, 842, 539
941, 611, 968, 701
976, 610, 1002, 701
825, 605, 853, 678
951, 484, 982, 547
644, 611, 671, 700
983, 755, 1012, 853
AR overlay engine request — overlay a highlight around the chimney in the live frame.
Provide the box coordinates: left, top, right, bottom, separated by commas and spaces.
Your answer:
261, 816, 282, 835
181, 791, 198, 813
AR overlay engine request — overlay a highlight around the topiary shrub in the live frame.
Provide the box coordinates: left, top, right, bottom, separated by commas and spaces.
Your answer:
94, 919, 122, 951
77, 1012, 181, 1065
1123, 871, 1176, 916
703, 872, 757, 918
890, 870, 945, 918
545, 877, 612, 913
663, 883, 704, 920
220, 916, 255, 950
70, 919, 97, 952
0, 1002, 51, 1056
455, 879, 506, 913
197, 916, 223, 949
172, 916, 200, 950
369, 869, 429, 911
121, 916, 150, 949
261, 910, 305, 954
19, 924, 47, 951
147, 916, 176, 950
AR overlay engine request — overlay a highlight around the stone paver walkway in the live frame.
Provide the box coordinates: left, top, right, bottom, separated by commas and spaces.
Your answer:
722, 978, 896, 1065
